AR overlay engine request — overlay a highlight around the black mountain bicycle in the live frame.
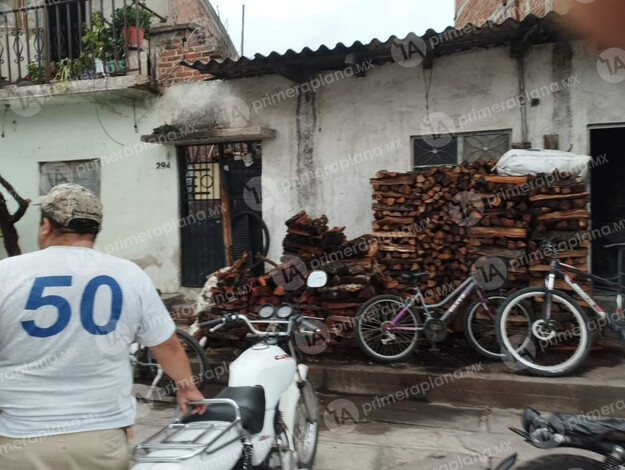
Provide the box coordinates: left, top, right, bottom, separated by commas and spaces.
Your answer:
496, 239, 625, 377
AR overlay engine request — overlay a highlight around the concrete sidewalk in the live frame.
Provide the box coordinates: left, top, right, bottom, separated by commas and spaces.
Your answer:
132, 396, 600, 470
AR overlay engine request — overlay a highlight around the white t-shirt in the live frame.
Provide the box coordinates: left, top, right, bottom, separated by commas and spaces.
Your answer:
0, 246, 176, 438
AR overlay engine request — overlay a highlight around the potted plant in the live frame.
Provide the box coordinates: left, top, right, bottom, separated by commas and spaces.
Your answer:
26, 62, 46, 84
112, 5, 152, 50
82, 12, 110, 76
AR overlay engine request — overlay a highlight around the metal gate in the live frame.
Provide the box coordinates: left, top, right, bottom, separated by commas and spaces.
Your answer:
179, 143, 264, 286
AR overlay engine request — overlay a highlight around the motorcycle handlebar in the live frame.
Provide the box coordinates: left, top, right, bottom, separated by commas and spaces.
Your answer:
197, 318, 224, 329
296, 316, 322, 334
198, 314, 321, 337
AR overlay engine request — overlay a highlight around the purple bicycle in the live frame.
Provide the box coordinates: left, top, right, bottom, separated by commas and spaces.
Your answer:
355, 271, 532, 363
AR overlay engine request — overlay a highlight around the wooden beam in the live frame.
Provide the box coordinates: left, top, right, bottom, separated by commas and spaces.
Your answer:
220, 166, 233, 266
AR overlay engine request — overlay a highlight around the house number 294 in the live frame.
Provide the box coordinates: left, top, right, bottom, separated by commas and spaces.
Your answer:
156, 162, 171, 169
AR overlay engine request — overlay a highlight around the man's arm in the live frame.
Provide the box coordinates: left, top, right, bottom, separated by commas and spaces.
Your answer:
149, 333, 207, 416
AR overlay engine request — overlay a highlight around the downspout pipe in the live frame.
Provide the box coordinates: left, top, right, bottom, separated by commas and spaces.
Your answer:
517, 52, 529, 146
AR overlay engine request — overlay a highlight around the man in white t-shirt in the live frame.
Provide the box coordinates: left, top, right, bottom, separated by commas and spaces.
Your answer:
0, 183, 206, 469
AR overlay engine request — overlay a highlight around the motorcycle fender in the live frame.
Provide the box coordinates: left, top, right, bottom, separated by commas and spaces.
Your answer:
279, 364, 309, 437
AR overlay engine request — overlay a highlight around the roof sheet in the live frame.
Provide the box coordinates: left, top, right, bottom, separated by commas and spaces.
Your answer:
183, 12, 573, 80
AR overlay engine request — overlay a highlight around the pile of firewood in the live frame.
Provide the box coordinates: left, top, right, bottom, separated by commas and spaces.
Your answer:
283, 211, 346, 261
196, 212, 386, 352
527, 174, 590, 291
371, 166, 477, 296
469, 173, 531, 285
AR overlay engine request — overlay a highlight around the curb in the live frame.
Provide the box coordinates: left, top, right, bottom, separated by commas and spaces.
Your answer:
306, 361, 625, 417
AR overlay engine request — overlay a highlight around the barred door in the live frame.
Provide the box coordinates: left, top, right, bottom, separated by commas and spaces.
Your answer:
178, 142, 264, 286
178, 145, 225, 287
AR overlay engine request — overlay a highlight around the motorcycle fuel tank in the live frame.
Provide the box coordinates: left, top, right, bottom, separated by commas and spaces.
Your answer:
228, 343, 296, 409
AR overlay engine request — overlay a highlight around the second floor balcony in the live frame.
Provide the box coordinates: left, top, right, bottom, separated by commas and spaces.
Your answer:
0, 0, 156, 88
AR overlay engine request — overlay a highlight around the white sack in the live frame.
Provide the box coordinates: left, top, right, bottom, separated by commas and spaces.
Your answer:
495, 149, 592, 180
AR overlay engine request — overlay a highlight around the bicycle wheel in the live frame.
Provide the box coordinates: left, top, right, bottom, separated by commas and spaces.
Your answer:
144, 329, 211, 394
463, 294, 532, 361
496, 287, 592, 377
356, 295, 421, 363
516, 455, 602, 469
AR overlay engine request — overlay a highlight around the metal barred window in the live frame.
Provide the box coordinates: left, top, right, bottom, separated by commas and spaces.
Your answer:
412, 130, 511, 168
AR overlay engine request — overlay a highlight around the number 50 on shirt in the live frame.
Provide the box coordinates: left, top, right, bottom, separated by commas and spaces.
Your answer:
22, 275, 123, 338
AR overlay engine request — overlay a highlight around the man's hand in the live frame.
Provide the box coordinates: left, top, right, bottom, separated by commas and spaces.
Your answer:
149, 333, 208, 416
177, 384, 207, 416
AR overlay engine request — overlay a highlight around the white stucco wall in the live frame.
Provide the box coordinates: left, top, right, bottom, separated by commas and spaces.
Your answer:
1, 39, 623, 292
176, 40, 625, 263
0, 92, 181, 291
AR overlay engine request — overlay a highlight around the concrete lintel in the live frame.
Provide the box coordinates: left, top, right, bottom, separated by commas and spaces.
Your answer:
0, 74, 156, 105
141, 126, 277, 145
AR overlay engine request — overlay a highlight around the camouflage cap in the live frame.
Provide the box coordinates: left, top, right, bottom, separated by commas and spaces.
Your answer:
34, 183, 103, 227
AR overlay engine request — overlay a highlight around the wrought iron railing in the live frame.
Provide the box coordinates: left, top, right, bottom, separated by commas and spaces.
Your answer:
0, 0, 152, 87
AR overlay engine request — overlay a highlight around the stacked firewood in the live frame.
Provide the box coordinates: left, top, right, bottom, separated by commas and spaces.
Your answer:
371, 164, 480, 298
282, 211, 346, 261
468, 173, 531, 285
196, 212, 386, 352
527, 174, 590, 291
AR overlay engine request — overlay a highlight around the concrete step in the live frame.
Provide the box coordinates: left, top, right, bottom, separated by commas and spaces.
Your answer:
307, 348, 625, 418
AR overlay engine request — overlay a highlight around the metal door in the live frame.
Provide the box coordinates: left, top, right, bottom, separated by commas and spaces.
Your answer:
179, 145, 224, 286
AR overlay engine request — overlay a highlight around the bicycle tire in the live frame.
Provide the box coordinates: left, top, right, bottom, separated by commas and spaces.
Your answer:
176, 329, 212, 387
356, 295, 421, 363
496, 287, 593, 377
515, 455, 602, 469
231, 211, 270, 269
463, 294, 511, 361
143, 329, 211, 393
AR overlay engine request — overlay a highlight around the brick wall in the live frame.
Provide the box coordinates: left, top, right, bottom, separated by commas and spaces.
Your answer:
455, 0, 571, 28
152, 0, 237, 87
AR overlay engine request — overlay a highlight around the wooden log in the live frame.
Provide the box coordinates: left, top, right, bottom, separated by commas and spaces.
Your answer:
468, 227, 527, 238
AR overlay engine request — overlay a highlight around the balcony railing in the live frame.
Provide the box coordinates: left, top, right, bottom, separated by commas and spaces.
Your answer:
0, 0, 153, 87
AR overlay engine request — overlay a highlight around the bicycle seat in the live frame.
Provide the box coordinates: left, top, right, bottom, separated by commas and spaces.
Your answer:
605, 242, 625, 250
182, 385, 266, 434
400, 272, 428, 281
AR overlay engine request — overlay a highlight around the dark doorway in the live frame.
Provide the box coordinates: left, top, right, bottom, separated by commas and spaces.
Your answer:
178, 142, 265, 287
590, 126, 625, 281
46, 0, 86, 62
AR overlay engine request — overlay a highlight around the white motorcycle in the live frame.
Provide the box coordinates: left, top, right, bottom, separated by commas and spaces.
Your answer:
132, 271, 327, 470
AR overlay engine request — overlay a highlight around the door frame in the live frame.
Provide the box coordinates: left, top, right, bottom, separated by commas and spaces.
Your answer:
587, 123, 625, 279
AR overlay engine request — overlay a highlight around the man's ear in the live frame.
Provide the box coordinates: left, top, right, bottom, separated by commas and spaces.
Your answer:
40, 217, 54, 236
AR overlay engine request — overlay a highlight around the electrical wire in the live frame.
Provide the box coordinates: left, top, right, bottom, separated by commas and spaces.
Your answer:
92, 75, 125, 146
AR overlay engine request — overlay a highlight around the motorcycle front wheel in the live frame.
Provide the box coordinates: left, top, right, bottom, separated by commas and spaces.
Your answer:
515, 454, 602, 469
294, 378, 319, 469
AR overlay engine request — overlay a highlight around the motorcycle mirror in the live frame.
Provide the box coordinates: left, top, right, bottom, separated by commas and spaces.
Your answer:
307, 271, 328, 288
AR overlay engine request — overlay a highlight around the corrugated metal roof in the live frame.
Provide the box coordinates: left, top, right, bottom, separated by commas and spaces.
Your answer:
183, 12, 573, 81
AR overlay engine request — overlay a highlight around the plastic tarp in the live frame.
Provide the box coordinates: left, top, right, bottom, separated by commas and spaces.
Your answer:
495, 150, 592, 179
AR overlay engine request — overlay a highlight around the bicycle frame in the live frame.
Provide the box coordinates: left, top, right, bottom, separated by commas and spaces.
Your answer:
388, 275, 495, 331
545, 259, 616, 321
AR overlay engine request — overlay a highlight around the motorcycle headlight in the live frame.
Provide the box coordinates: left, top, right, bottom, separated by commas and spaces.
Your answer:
258, 305, 275, 320
276, 304, 294, 319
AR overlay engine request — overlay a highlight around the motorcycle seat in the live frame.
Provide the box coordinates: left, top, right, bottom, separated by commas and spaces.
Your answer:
182, 385, 266, 434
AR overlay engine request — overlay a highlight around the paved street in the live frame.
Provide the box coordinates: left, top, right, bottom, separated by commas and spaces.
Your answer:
131, 392, 598, 470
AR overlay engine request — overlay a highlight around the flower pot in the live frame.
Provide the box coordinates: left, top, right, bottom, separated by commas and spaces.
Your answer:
95, 58, 105, 76
106, 59, 126, 75
122, 25, 144, 49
